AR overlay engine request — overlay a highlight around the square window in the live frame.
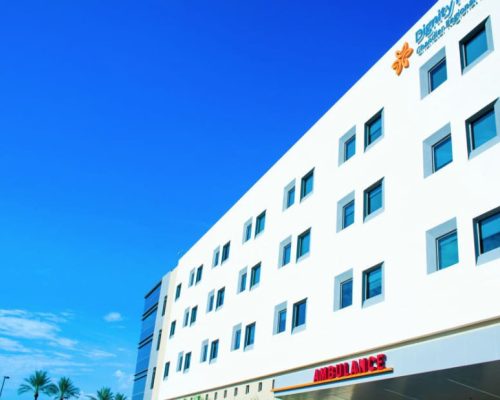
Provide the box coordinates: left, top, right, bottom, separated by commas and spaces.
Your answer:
255, 211, 266, 236
460, 19, 493, 72
475, 207, 500, 265
467, 102, 499, 157
238, 269, 247, 293
365, 111, 383, 149
221, 242, 231, 263
207, 291, 215, 313
363, 264, 384, 306
244, 322, 256, 349
292, 299, 307, 331
338, 127, 356, 165
334, 269, 353, 311
296, 229, 311, 260
340, 279, 353, 309
283, 180, 296, 210
432, 134, 453, 172
209, 340, 219, 362
364, 179, 384, 220
200, 340, 208, 363
175, 284, 182, 300
195, 265, 203, 284
243, 219, 252, 243
429, 58, 447, 92
216, 287, 225, 309
436, 231, 459, 270
250, 263, 261, 289
300, 169, 314, 200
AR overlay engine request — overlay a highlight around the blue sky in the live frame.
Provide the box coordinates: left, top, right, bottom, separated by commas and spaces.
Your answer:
0, 0, 435, 398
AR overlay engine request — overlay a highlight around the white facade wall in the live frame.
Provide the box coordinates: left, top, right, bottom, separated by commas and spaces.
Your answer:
151, 1, 500, 399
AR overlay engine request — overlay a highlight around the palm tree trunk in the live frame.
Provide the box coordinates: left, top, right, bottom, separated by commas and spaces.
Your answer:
34, 392, 39, 400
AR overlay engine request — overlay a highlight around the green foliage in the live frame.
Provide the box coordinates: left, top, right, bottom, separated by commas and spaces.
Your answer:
52, 377, 80, 400
114, 393, 127, 400
18, 371, 57, 400
86, 387, 114, 400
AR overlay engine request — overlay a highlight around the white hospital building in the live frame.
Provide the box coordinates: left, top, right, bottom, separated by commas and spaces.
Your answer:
132, 0, 500, 399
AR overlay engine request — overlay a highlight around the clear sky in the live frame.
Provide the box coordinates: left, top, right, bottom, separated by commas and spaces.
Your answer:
0, 0, 436, 398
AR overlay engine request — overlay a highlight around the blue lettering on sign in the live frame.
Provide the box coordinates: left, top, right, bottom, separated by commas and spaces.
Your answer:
414, 0, 479, 56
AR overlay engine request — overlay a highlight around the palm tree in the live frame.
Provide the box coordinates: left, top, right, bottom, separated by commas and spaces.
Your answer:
18, 371, 57, 400
52, 377, 79, 400
87, 387, 114, 400
114, 394, 127, 400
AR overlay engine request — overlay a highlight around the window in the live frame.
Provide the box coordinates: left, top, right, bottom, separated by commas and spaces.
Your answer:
224, 391, 227, 399
420, 47, 447, 97
279, 237, 292, 268
243, 219, 252, 243
234, 388, 238, 397
175, 284, 182, 300
161, 296, 167, 316
460, 18, 493, 72
341, 279, 353, 309
231, 324, 242, 351
183, 308, 190, 327
189, 269, 195, 287
365, 110, 383, 149
474, 207, 500, 264
296, 229, 311, 260
258, 383, 263, 392
363, 264, 384, 307
273, 302, 287, 335
209, 340, 219, 362
183, 352, 191, 372
467, 101, 499, 158
200, 340, 208, 363
292, 299, 307, 332
338, 127, 356, 165
190, 306, 198, 325
216, 287, 225, 309
300, 169, 314, 200
176, 352, 184, 372
163, 362, 170, 379
334, 269, 354, 311
195, 265, 203, 284
428, 222, 459, 275
221, 242, 230, 263
169, 320, 176, 338
283, 180, 296, 210
244, 322, 256, 349
213, 247, 220, 267
423, 123, 453, 177
364, 179, 384, 220
245, 386, 250, 395
156, 329, 162, 351
207, 290, 215, 313
150, 367, 156, 389
237, 268, 247, 293
255, 211, 266, 236
337, 191, 355, 232
250, 263, 261, 289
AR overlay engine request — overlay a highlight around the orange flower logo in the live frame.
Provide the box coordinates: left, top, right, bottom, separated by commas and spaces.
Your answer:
392, 42, 414, 76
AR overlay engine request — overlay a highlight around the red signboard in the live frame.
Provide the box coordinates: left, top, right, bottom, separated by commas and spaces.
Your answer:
313, 353, 388, 382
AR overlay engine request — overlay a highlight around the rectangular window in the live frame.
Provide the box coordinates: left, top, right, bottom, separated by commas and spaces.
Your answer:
232, 324, 242, 351
156, 329, 162, 351
429, 58, 447, 92
190, 306, 198, 325
338, 127, 356, 165
175, 284, 182, 300
282, 242, 291, 267
363, 264, 384, 306
216, 287, 225, 309
287, 186, 295, 208
161, 296, 167, 316
432, 134, 453, 172
467, 102, 499, 157
250, 263, 261, 289
436, 231, 459, 270
169, 320, 176, 337
475, 207, 500, 264
255, 211, 266, 236
207, 290, 215, 313
183, 352, 191, 372
273, 302, 287, 335
195, 265, 203, 284
246, 386, 250, 395
334, 269, 353, 311
244, 322, 256, 349
340, 279, 353, 309
292, 299, 307, 331
221, 242, 230, 263
344, 135, 356, 161
343, 200, 355, 229
213, 247, 220, 267
364, 179, 384, 220
188, 269, 195, 287
300, 169, 314, 200
461, 19, 493, 71
183, 308, 190, 327
200, 340, 208, 363
423, 123, 453, 177
243, 219, 252, 243
296, 229, 311, 260
176, 352, 184, 372
163, 362, 170, 379
209, 340, 219, 362
238, 269, 247, 293
150, 367, 156, 389
365, 110, 383, 149
277, 309, 286, 333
